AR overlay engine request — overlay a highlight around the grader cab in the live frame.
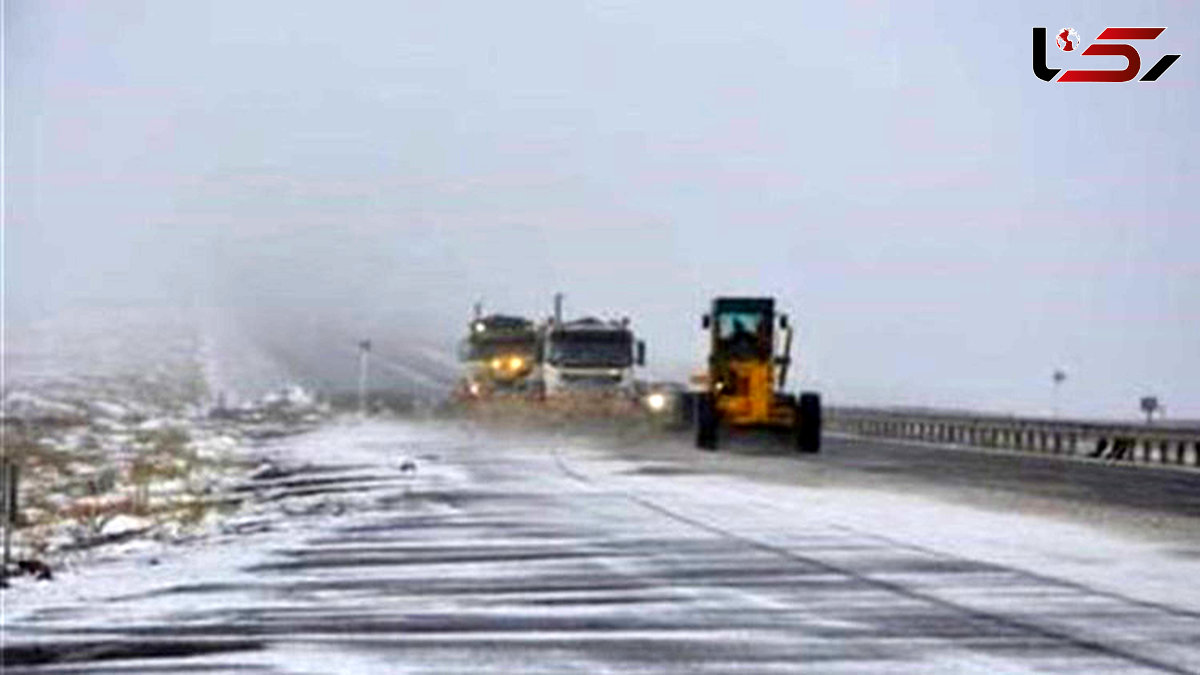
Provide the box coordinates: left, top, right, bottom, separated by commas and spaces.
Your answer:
694, 297, 821, 452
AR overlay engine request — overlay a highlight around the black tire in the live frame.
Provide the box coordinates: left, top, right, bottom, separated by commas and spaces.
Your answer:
696, 393, 718, 450
795, 391, 822, 453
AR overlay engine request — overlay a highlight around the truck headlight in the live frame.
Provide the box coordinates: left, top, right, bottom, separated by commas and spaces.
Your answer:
508, 356, 524, 370
646, 392, 667, 412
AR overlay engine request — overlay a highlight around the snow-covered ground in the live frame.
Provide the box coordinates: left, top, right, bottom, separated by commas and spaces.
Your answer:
3, 419, 1198, 673
4, 308, 1199, 672
2, 306, 325, 580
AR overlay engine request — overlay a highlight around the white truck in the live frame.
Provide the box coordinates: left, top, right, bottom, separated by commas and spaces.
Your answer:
539, 317, 645, 401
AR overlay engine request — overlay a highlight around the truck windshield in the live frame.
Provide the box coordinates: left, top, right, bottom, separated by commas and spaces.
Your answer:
467, 335, 537, 361
547, 331, 632, 368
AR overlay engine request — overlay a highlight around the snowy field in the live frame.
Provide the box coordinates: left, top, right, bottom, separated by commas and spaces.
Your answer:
3, 418, 1198, 673
2, 306, 324, 580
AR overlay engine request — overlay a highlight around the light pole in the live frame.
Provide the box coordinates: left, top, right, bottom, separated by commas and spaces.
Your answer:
1051, 369, 1066, 419
358, 339, 372, 418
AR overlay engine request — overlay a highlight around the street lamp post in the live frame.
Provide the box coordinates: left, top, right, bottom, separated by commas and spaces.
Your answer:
358, 339, 372, 418
1051, 369, 1067, 419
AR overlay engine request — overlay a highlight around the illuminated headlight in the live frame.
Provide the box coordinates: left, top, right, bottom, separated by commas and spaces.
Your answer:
468, 382, 481, 396
646, 392, 668, 412
508, 356, 524, 370
491, 358, 503, 370
474, 322, 486, 333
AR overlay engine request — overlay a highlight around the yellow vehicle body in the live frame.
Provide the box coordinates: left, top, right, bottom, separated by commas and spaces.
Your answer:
717, 361, 794, 428
695, 297, 821, 452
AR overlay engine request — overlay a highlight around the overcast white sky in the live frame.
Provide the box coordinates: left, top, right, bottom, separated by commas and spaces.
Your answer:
5, 1, 1197, 418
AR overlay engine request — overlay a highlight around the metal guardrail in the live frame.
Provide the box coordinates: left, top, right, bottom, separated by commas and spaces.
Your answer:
826, 407, 1200, 468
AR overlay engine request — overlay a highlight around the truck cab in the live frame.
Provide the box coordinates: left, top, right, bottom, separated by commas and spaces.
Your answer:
457, 315, 540, 398
540, 317, 645, 399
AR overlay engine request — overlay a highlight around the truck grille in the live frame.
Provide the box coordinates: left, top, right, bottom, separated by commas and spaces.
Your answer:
560, 373, 622, 387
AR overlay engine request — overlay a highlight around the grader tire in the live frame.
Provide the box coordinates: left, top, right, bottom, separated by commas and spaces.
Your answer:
696, 393, 719, 450
795, 392, 822, 454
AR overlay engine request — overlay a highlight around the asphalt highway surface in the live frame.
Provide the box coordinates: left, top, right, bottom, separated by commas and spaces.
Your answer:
4, 419, 1199, 674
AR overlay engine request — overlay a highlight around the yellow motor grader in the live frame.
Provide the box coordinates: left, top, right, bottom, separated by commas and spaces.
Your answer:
693, 297, 821, 452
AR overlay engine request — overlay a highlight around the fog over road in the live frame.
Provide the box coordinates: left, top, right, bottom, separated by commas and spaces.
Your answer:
9, 1, 1199, 419
5, 420, 1199, 674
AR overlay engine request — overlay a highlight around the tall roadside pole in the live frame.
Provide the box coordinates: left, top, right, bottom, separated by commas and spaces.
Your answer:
1052, 369, 1067, 419
2, 459, 18, 578
358, 339, 372, 418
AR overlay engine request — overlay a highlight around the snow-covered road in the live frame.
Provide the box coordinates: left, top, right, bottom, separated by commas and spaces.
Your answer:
3, 419, 1199, 673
